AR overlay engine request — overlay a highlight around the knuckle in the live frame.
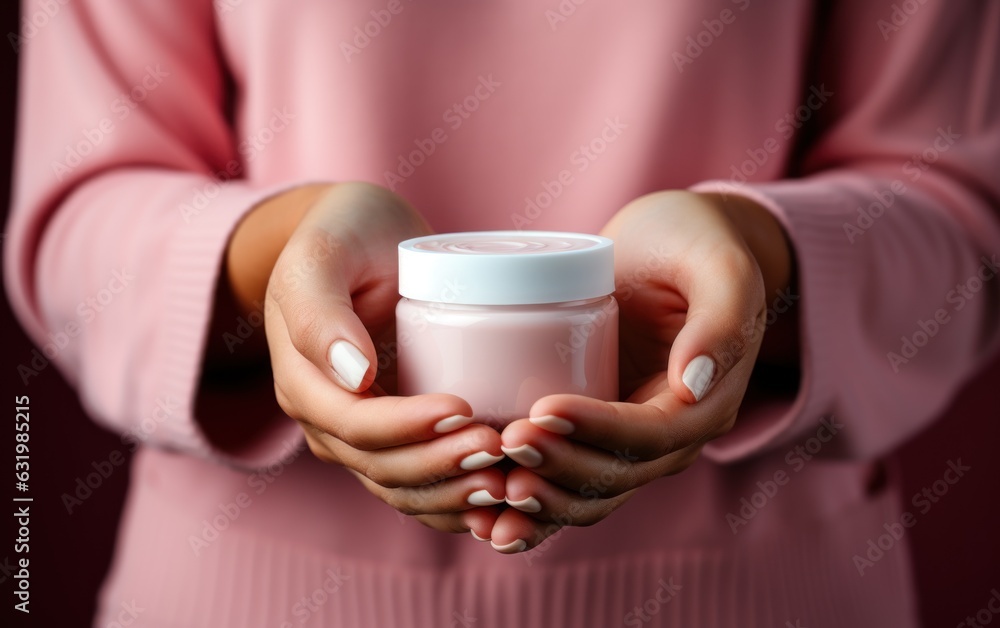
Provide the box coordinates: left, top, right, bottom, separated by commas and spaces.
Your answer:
303, 433, 336, 465
574, 513, 604, 528
336, 422, 376, 451
619, 463, 643, 492
383, 491, 421, 517
412, 513, 465, 533
710, 414, 738, 440
408, 485, 442, 514
632, 446, 665, 463
715, 324, 752, 370
579, 456, 643, 499
360, 459, 401, 489
286, 301, 326, 358
598, 468, 638, 498
396, 502, 422, 517
550, 464, 585, 493
662, 446, 703, 476
574, 500, 617, 527
273, 382, 300, 421
716, 246, 757, 286
650, 423, 678, 459
454, 426, 496, 454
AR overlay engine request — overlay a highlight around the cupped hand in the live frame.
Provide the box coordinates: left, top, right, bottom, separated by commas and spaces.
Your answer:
488, 190, 793, 553
260, 182, 504, 538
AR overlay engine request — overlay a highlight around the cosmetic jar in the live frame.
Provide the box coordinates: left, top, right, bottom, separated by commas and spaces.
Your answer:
396, 231, 618, 426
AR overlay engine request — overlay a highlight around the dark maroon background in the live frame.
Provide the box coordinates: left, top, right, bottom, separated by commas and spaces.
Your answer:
1, 3, 997, 626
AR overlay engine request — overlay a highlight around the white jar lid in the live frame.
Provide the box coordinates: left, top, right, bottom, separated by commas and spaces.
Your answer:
398, 231, 614, 305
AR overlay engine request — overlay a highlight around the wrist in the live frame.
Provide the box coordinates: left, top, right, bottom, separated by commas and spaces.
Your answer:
225, 183, 334, 314
204, 184, 332, 366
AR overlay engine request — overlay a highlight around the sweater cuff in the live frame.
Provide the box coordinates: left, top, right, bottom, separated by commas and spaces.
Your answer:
157, 182, 310, 470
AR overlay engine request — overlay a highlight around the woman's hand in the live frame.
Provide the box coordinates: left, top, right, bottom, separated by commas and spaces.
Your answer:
232, 182, 505, 538
488, 190, 795, 553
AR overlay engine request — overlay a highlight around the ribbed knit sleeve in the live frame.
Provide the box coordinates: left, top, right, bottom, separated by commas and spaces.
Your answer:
3, 0, 303, 468
693, 0, 1000, 462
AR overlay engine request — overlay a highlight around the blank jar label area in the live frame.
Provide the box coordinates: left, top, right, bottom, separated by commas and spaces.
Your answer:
396, 298, 618, 427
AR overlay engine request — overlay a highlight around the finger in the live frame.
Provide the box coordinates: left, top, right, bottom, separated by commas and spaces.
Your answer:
501, 416, 701, 496
271, 184, 424, 393
270, 222, 377, 393
269, 304, 476, 449
667, 245, 766, 404
525, 390, 734, 460
500, 422, 642, 496
349, 466, 506, 515
601, 191, 767, 405
305, 423, 504, 488
413, 508, 500, 541
487, 508, 549, 554
502, 466, 638, 527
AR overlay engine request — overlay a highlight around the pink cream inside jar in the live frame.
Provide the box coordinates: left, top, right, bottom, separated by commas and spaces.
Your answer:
396, 231, 618, 426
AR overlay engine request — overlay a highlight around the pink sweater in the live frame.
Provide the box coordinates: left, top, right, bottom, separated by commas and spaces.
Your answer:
7, 1, 1000, 626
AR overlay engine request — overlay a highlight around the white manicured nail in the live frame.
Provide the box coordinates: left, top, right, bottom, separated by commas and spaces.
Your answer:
467, 489, 504, 506
505, 496, 542, 513
328, 340, 369, 391
434, 415, 474, 434
491, 539, 527, 554
470, 530, 490, 542
460, 451, 505, 471
681, 355, 715, 402
500, 444, 543, 468
529, 415, 575, 435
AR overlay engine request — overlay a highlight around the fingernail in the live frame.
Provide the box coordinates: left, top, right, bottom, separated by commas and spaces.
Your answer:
681, 355, 715, 402
328, 340, 369, 391
467, 489, 504, 506
500, 444, 543, 468
470, 530, 491, 542
434, 415, 474, 434
459, 451, 505, 471
505, 496, 542, 513
491, 539, 527, 554
529, 415, 575, 435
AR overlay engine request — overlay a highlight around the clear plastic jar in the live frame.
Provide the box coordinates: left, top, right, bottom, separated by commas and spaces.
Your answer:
396, 232, 618, 426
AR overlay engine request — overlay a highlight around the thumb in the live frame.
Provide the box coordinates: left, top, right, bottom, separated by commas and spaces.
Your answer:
270, 224, 379, 394
668, 256, 765, 404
